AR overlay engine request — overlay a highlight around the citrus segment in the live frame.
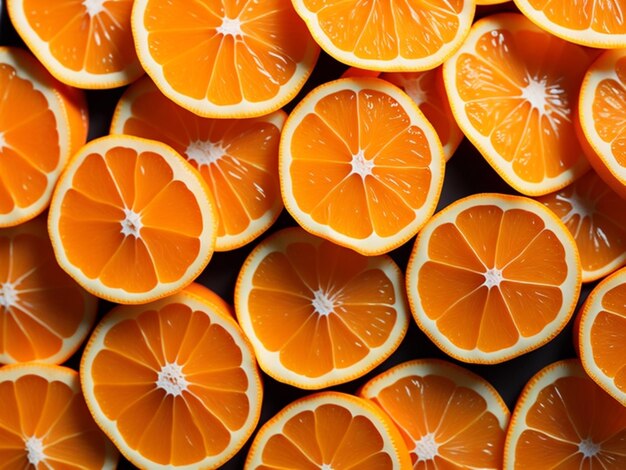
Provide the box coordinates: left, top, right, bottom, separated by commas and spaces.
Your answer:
360, 359, 510, 469
48, 135, 218, 304
443, 13, 593, 196
7, 0, 143, 88
131, 0, 320, 118
406, 193, 582, 363
245, 391, 411, 469
80, 287, 263, 469
280, 77, 445, 255
111, 76, 284, 251
504, 359, 626, 469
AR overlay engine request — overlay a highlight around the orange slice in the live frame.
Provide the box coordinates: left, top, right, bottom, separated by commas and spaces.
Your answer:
513, 0, 626, 48
110, 76, 285, 251
0, 46, 88, 227
7, 0, 143, 88
80, 286, 263, 469
131, 0, 320, 118
504, 359, 626, 469
359, 359, 510, 469
576, 267, 626, 406
0, 363, 119, 468
443, 12, 593, 196
537, 170, 626, 283
234, 226, 409, 389
245, 391, 412, 469
280, 77, 445, 256
0, 216, 97, 365
291, 0, 475, 71
381, 69, 464, 161
47, 134, 218, 304
579, 48, 626, 200
406, 193, 582, 364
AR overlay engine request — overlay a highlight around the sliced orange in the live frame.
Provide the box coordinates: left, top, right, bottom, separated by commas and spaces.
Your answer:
0, 363, 119, 468
513, 0, 626, 48
245, 391, 412, 469
443, 12, 593, 196
0, 46, 88, 227
7, 0, 143, 88
234, 226, 408, 389
538, 169, 626, 283
382, 69, 464, 161
280, 77, 445, 256
576, 267, 626, 406
504, 359, 626, 469
291, 0, 475, 72
359, 359, 510, 469
406, 193, 582, 364
579, 48, 626, 200
80, 285, 263, 469
131, 0, 320, 118
111, 76, 285, 251
48, 134, 218, 304
0, 216, 97, 365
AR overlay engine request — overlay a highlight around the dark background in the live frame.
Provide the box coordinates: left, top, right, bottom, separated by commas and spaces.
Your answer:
1, 2, 596, 468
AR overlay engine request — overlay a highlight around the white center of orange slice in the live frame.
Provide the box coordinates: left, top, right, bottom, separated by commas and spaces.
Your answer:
25, 436, 46, 465
186, 140, 224, 167
156, 362, 188, 397
414, 432, 439, 461
556, 192, 595, 226
0, 282, 18, 309
484, 267, 503, 288
82, 0, 106, 17
0, 131, 6, 151
312, 289, 336, 316
521, 75, 569, 127
120, 208, 143, 238
320, 464, 334, 470
217, 17, 244, 38
578, 438, 601, 458
350, 150, 374, 178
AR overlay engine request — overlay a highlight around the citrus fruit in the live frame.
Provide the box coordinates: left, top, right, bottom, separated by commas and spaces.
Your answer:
443, 12, 593, 196
0, 363, 119, 468
382, 69, 464, 161
406, 193, 582, 364
48, 134, 218, 304
504, 359, 626, 469
245, 391, 412, 469
80, 285, 263, 469
0, 46, 88, 227
359, 358, 510, 469
111, 76, 285, 251
7, 0, 143, 88
513, 0, 626, 48
579, 47, 626, 199
279, 77, 445, 256
234, 226, 409, 389
576, 267, 626, 406
291, 0, 475, 72
538, 169, 626, 283
0, 216, 97, 365
130, 0, 320, 118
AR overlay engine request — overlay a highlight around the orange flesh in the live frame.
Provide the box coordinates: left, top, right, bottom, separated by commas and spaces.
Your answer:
526, 0, 626, 34
58, 146, 203, 293
91, 303, 251, 466
22, 0, 138, 74
514, 375, 626, 468
290, 87, 433, 239
418, 205, 568, 352
143, 0, 312, 104
248, 238, 398, 378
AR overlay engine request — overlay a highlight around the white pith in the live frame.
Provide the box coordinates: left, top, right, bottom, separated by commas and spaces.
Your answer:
25, 436, 46, 465
156, 362, 188, 396
186, 140, 225, 168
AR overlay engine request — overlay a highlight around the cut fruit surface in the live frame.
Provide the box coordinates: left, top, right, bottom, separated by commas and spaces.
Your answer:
406, 193, 582, 364
504, 359, 626, 469
245, 391, 411, 469
291, 0, 475, 71
359, 359, 510, 469
0, 46, 88, 227
7, 0, 143, 88
48, 135, 218, 304
111, 76, 285, 251
0, 216, 97, 364
131, 0, 320, 118
538, 170, 626, 283
280, 77, 445, 256
0, 363, 118, 469
235, 226, 409, 389
80, 286, 263, 470
443, 13, 593, 196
